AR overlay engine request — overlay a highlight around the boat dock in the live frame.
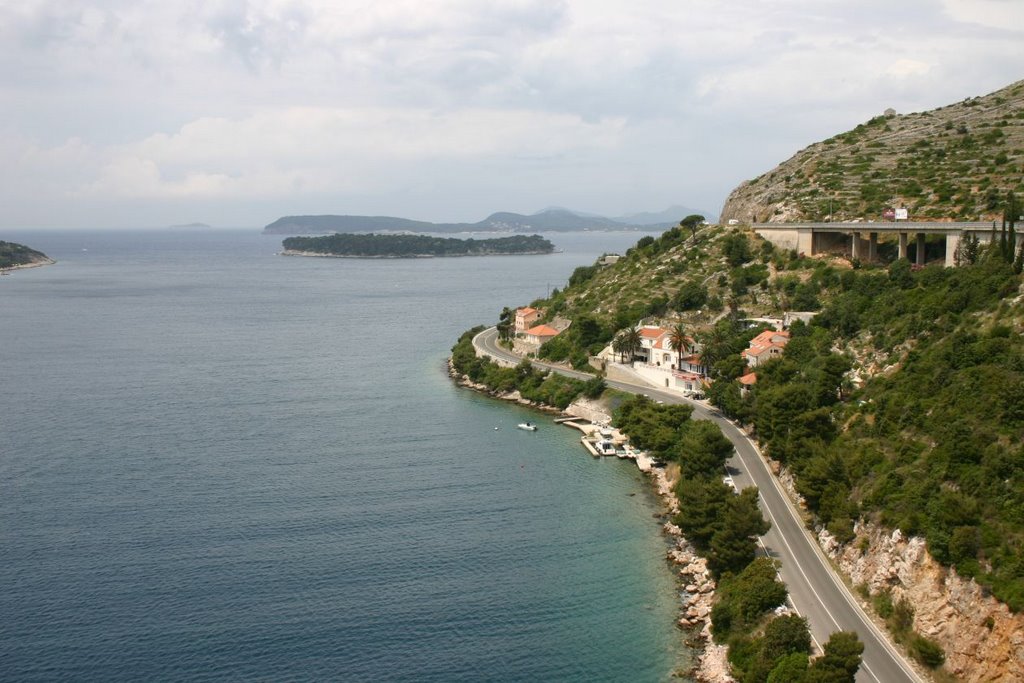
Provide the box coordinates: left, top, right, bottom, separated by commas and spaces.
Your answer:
556, 417, 656, 472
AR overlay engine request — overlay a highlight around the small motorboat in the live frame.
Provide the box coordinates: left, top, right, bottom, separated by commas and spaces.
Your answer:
517, 422, 538, 431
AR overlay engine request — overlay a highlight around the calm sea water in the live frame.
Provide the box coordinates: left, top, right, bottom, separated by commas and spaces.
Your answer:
0, 230, 693, 681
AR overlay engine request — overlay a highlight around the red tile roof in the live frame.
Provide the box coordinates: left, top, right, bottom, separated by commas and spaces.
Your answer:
639, 327, 668, 339
739, 372, 758, 385
743, 329, 790, 358
525, 324, 560, 337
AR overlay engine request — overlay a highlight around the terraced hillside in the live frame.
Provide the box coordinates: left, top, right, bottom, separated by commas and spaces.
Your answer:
721, 79, 1024, 223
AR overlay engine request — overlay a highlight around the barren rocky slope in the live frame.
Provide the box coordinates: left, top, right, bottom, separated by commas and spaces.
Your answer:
822, 522, 1024, 683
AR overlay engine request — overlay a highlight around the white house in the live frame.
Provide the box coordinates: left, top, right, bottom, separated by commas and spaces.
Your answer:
629, 327, 707, 394
636, 326, 669, 364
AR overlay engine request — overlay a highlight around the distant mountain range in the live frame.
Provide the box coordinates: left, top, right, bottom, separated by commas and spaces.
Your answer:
262, 205, 712, 235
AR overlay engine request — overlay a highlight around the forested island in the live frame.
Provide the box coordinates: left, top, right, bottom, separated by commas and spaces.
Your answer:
281, 233, 554, 258
1, 240, 54, 271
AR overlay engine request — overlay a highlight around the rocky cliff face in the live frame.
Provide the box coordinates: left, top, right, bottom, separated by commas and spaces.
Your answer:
720, 79, 1024, 224
820, 521, 1024, 682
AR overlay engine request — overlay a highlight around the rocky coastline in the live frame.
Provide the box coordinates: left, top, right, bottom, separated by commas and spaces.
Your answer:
0, 257, 55, 273
448, 359, 734, 681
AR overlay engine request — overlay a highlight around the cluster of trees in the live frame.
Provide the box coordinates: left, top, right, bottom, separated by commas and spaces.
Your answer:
715, 560, 866, 682
611, 395, 864, 681
0, 241, 48, 269
537, 314, 615, 369
450, 328, 602, 409
282, 233, 553, 257
613, 396, 770, 577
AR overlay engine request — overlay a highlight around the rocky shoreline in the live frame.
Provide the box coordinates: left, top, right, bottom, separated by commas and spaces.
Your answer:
0, 257, 55, 273
448, 359, 734, 681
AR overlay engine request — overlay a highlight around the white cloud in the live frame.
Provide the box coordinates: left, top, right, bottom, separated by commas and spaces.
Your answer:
71, 107, 626, 200
942, 0, 1024, 28
0, 0, 1021, 227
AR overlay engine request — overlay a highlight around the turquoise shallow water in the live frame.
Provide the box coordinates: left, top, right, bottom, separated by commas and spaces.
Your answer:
0, 230, 693, 681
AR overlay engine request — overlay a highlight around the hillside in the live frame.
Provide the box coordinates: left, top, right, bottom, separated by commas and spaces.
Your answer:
721, 79, 1024, 223
263, 207, 705, 235
498, 220, 1024, 677
0, 240, 53, 270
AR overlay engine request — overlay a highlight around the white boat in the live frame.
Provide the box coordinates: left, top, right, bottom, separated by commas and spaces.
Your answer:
517, 422, 538, 431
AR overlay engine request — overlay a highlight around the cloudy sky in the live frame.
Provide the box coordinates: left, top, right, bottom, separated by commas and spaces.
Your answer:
1, 0, 1022, 229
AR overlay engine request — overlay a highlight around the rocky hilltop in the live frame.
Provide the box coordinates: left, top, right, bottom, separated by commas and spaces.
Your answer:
721, 79, 1024, 223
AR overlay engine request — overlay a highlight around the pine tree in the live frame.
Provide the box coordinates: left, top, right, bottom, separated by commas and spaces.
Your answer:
708, 487, 771, 577
805, 631, 864, 682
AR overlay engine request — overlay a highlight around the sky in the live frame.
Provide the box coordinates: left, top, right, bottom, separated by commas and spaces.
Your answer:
1, 0, 1022, 229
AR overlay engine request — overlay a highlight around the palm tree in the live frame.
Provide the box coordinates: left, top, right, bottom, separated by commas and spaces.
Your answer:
697, 323, 730, 378
619, 328, 642, 365
669, 323, 688, 371
612, 334, 627, 363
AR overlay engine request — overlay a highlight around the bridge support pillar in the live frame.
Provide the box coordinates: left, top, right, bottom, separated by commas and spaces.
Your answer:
797, 228, 814, 256
869, 232, 878, 262
946, 232, 961, 267
898, 233, 908, 259
915, 233, 926, 266
851, 232, 861, 260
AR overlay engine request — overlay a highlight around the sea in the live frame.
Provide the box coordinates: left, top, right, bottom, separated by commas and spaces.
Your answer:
0, 229, 695, 682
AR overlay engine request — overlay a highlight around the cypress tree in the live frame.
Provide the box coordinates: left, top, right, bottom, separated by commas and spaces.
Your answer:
1009, 192, 1019, 264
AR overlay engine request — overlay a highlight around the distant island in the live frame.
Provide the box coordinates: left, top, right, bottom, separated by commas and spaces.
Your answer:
263, 206, 711, 235
167, 222, 212, 230
281, 233, 555, 258
1, 240, 54, 272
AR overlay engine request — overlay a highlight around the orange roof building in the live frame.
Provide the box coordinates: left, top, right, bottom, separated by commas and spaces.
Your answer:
741, 330, 790, 367
523, 324, 561, 344
515, 307, 542, 333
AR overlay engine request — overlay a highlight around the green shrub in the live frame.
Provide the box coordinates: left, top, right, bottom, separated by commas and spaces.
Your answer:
910, 635, 946, 668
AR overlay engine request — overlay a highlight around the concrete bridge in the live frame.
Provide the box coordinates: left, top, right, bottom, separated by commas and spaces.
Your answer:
752, 221, 1001, 267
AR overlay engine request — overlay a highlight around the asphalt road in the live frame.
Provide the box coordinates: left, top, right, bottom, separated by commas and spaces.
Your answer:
473, 327, 920, 683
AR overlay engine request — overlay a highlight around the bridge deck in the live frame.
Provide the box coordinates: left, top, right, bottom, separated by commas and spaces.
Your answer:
752, 221, 998, 233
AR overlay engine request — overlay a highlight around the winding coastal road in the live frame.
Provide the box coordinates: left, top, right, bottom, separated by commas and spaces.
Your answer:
473, 327, 920, 683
